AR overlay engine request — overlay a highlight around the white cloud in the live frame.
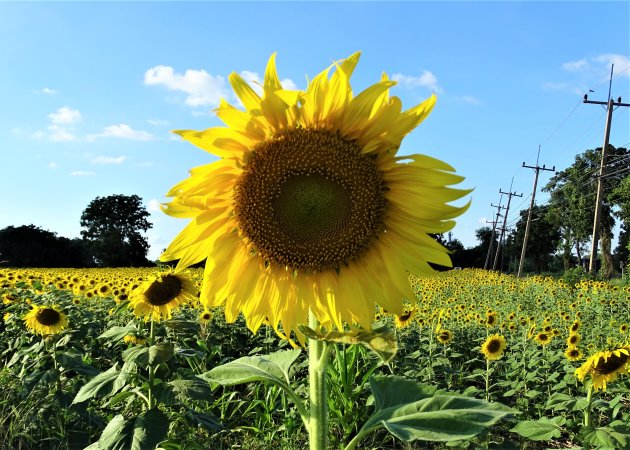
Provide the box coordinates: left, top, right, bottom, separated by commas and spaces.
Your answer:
69, 171, 95, 177
460, 95, 481, 105
144, 65, 230, 107
91, 155, 127, 165
562, 59, 588, 72
478, 217, 489, 224
48, 125, 77, 142
147, 199, 162, 212
392, 71, 442, 93
239, 70, 298, 95
87, 124, 155, 141
147, 118, 170, 126
36, 87, 58, 95
48, 162, 58, 169
137, 161, 155, 167
48, 106, 81, 124
593, 54, 630, 77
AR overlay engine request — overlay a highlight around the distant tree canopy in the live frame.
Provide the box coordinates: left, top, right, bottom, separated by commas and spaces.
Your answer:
0, 225, 92, 268
80, 194, 153, 267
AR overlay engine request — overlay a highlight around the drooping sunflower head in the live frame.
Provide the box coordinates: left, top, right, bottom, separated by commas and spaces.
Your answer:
129, 270, 197, 322
23, 304, 68, 336
160, 52, 470, 343
481, 334, 506, 361
575, 345, 630, 391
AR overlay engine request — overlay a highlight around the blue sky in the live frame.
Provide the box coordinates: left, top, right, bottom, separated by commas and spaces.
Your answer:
1, 1, 628, 261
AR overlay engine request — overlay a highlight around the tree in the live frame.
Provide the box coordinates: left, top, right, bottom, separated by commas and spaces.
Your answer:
0, 225, 93, 267
508, 205, 561, 273
544, 145, 628, 275
80, 194, 153, 267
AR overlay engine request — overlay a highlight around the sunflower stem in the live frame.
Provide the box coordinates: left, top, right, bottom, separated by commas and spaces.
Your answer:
584, 384, 593, 428
148, 318, 156, 410
308, 312, 329, 450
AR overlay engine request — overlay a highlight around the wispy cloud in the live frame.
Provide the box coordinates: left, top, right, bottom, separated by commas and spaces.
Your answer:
137, 161, 155, 167
48, 162, 58, 169
35, 87, 58, 95
593, 54, 630, 78
392, 71, 442, 93
147, 199, 162, 212
560, 54, 630, 81
147, 118, 170, 126
144, 65, 230, 107
69, 171, 95, 177
562, 58, 588, 72
459, 95, 482, 105
90, 155, 127, 165
87, 124, 156, 142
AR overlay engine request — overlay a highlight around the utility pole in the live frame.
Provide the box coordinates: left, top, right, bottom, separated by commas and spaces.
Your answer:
583, 64, 630, 275
517, 146, 555, 278
484, 203, 504, 270
493, 189, 522, 271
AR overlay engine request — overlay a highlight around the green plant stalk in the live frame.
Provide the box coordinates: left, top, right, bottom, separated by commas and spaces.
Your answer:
485, 357, 491, 402
308, 312, 329, 450
584, 384, 593, 427
147, 317, 156, 410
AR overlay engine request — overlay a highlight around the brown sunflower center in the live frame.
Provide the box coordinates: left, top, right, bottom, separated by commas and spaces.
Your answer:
235, 128, 387, 272
36, 308, 61, 326
594, 352, 629, 375
486, 339, 502, 353
145, 275, 183, 306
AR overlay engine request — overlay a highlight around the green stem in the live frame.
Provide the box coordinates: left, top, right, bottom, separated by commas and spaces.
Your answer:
147, 318, 156, 410
485, 357, 491, 402
308, 312, 329, 450
584, 384, 593, 428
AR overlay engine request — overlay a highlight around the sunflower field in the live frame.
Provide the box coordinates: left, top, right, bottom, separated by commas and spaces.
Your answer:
0, 267, 629, 450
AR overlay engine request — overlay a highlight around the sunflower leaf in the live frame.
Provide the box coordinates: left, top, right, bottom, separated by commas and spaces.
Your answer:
95, 409, 169, 450
510, 417, 564, 440
201, 349, 301, 388
122, 343, 174, 366
98, 325, 138, 342
72, 364, 129, 404
352, 375, 516, 445
298, 325, 397, 363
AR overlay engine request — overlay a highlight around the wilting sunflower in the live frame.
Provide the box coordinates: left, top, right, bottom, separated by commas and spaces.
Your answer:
565, 346, 583, 362
436, 329, 453, 344
129, 271, 197, 322
160, 52, 469, 341
23, 304, 68, 335
575, 345, 630, 391
480, 334, 506, 360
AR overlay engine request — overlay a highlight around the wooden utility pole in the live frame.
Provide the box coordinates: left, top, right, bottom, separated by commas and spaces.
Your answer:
583, 64, 630, 275
484, 203, 504, 270
493, 189, 522, 271
517, 147, 555, 278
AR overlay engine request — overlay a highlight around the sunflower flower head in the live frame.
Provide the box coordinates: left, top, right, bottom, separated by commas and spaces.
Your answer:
129, 270, 197, 322
575, 345, 630, 391
436, 329, 453, 345
481, 334, 507, 360
23, 304, 68, 336
160, 52, 470, 343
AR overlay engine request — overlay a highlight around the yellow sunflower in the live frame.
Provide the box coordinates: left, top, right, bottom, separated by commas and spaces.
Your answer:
129, 270, 197, 322
565, 346, 583, 362
566, 333, 580, 346
160, 52, 469, 342
534, 332, 552, 346
23, 304, 68, 335
200, 309, 213, 323
575, 345, 630, 391
436, 329, 453, 344
394, 308, 415, 329
480, 334, 506, 360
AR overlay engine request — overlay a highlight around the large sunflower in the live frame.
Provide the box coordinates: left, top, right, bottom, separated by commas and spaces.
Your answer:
161, 53, 469, 342
23, 304, 68, 336
129, 270, 197, 322
480, 334, 507, 361
575, 345, 630, 391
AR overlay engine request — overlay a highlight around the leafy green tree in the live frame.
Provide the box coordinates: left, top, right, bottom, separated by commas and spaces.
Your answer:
508, 205, 561, 273
544, 145, 628, 274
80, 194, 153, 267
0, 225, 92, 267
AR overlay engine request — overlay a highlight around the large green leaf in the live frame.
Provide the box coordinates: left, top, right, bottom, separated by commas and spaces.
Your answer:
72, 365, 129, 404
154, 377, 213, 405
354, 375, 516, 444
122, 343, 174, 366
95, 409, 169, 450
98, 325, 138, 341
201, 349, 301, 388
510, 416, 565, 440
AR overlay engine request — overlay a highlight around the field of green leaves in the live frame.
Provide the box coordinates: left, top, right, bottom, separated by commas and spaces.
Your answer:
1, 268, 629, 450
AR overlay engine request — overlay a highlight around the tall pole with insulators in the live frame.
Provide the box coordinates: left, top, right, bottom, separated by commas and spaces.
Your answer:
517, 146, 555, 278
493, 185, 522, 271
583, 64, 630, 275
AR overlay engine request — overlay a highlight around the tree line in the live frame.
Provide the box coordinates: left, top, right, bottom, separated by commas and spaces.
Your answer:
0, 194, 153, 268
